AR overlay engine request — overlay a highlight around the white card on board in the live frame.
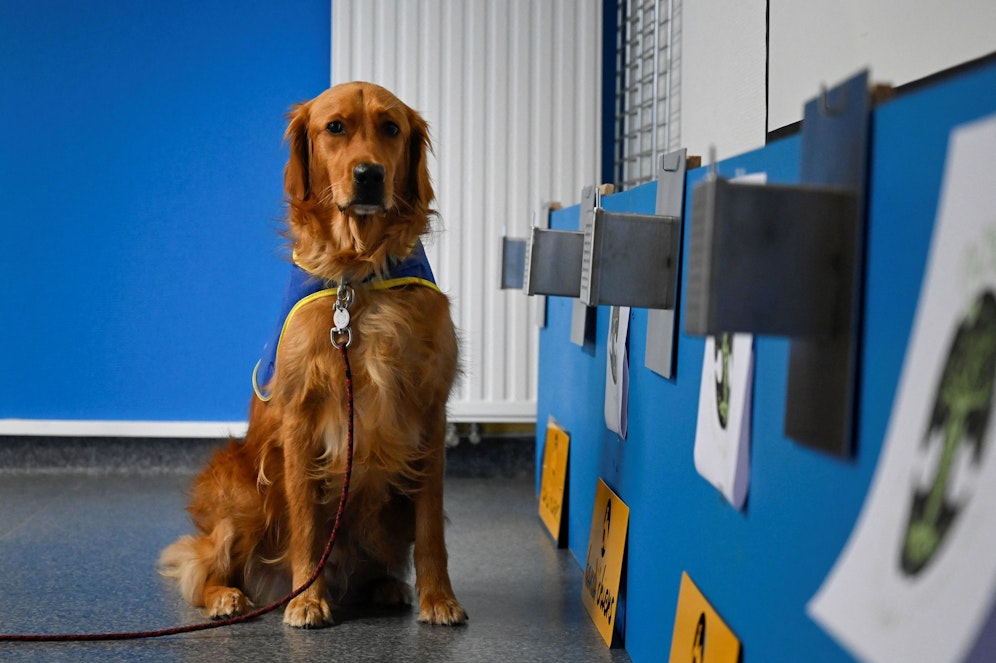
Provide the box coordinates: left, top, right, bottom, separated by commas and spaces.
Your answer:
694, 332, 754, 509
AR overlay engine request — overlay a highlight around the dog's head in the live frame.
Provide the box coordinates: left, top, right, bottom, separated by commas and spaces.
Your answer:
283, 82, 434, 281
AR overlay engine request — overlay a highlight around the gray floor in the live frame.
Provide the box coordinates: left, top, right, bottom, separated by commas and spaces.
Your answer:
0, 449, 631, 662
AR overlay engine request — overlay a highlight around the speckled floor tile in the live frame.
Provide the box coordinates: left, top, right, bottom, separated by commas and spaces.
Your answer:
0, 471, 631, 662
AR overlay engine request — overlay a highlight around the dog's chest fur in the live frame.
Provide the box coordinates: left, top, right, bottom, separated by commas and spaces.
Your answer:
273, 284, 457, 481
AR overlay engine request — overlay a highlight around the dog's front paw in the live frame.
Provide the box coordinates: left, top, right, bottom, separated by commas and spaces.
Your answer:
204, 587, 253, 619
284, 593, 334, 628
418, 594, 468, 625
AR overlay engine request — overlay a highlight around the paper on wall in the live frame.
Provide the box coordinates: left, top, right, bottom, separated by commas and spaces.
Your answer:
605, 306, 630, 439
808, 113, 996, 663
694, 333, 754, 509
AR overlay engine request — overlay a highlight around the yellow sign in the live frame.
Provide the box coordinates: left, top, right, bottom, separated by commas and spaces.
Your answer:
669, 572, 741, 663
538, 420, 570, 543
581, 478, 630, 647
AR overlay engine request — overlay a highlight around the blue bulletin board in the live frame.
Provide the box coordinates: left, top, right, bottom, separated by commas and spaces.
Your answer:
535, 58, 996, 662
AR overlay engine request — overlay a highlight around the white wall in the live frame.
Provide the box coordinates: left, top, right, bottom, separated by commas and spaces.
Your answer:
681, 0, 996, 158
681, 0, 768, 161
769, 0, 996, 130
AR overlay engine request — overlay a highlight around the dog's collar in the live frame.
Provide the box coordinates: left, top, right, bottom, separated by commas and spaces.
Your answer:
291, 241, 436, 291
252, 240, 439, 401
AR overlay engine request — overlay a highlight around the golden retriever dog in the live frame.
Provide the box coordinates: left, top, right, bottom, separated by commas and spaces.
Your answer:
160, 82, 466, 628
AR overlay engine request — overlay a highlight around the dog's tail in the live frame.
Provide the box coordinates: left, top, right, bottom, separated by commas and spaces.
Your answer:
159, 519, 237, 607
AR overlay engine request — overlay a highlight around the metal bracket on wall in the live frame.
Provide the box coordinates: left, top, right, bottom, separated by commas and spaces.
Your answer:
523, 198, 593, 348
684, 69, 872, 457
499, 236, 527, 290
524, 227, 584, 298
573, 151, 692, 378
526, 202, 560, 329
579, 165, 683, 310
646, 149, 695, 379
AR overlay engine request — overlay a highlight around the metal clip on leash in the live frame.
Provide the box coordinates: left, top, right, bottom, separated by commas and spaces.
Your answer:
331, 283, 354, 349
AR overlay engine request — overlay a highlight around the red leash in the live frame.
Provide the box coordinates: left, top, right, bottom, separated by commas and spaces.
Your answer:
0, 344, 355, 643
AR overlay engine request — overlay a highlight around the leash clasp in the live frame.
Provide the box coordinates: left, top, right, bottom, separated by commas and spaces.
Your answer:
331, 283, 354, 349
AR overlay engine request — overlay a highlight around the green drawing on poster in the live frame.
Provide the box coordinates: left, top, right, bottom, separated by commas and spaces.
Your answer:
902, 290, 996, 575
714, 333, 732, 430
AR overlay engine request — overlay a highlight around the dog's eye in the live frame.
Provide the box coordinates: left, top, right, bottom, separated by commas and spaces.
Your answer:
327, 120, 345, 135
383, 121, 400, 137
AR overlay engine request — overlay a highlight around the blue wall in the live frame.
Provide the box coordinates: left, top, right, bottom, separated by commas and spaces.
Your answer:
536, 60, 996, 662
0, 1, 330, 422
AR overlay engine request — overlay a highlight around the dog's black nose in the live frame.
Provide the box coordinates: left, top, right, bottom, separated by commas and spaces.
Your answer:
352, 163, 386, 211
353, 163, 385, 186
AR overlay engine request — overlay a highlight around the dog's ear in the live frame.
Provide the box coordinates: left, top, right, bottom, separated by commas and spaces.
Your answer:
284, 101, 312, 202
406, 108, 434, 215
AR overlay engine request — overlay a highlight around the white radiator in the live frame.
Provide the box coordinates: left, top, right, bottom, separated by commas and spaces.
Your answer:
331, 0, 603, 423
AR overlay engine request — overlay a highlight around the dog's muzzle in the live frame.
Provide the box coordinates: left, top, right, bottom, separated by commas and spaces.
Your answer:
350, 162, 386, 215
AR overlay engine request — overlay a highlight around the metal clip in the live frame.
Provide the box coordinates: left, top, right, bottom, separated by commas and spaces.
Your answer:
819, 82, 848, 117
335, 283, 355, 309
330, 283, 354, 349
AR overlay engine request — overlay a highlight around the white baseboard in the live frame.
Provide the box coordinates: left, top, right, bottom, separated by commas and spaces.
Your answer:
1, 407, 536, 437
0, 419, 249, 438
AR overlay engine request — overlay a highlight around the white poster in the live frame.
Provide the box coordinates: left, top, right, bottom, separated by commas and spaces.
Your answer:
605, 306, 631, 439
694, 333, 754, 509
808, 113, 996, 662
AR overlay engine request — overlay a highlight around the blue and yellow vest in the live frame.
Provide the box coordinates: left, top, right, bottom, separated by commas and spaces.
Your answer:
252, 240, 439, 401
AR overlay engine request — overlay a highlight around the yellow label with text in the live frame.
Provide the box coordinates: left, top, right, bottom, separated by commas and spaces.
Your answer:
538, 421, 570, 542
581, 478, 630, 647
669, 572, 741, 663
